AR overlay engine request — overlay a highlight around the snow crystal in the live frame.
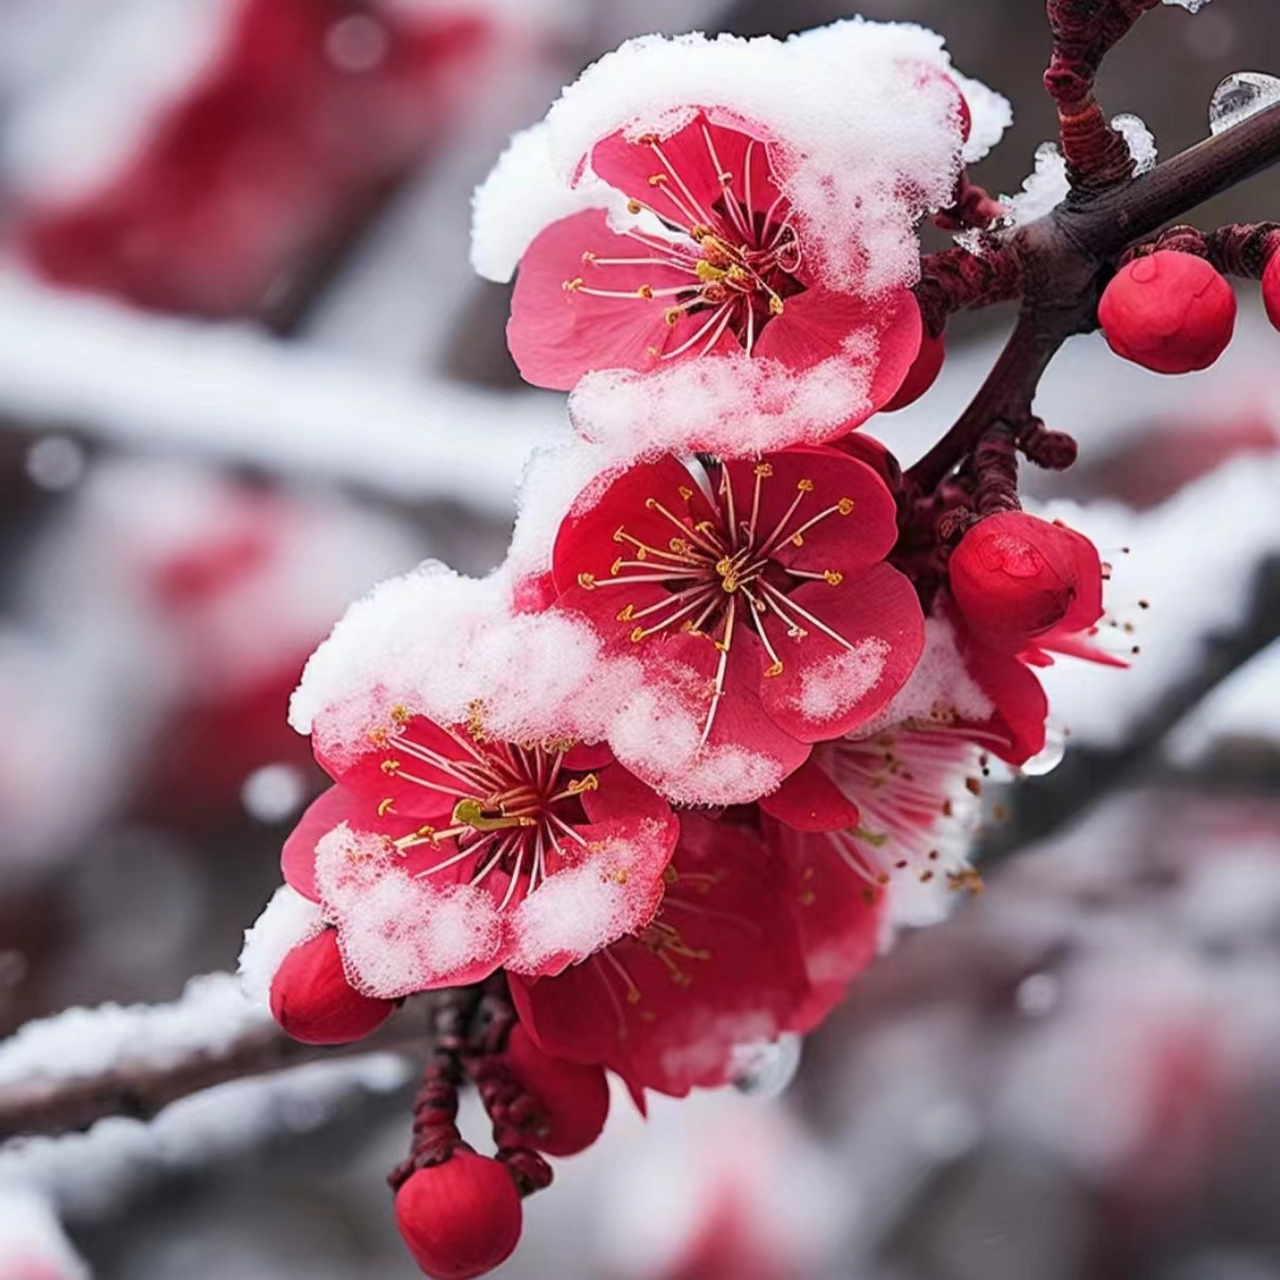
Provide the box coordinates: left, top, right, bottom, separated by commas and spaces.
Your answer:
238, 886, 324, 1009
1002, 142, 1070, 228
1113, 113, 1158, 175
567, 350, 876, 460
788, 640, 889, 723
0, 973, 268, 1090
315, 826, 505, 997
0, 1189, 87, 1280
473, 22, 1007, 295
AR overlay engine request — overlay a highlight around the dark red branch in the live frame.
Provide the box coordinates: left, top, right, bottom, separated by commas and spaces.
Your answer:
915, 243, 1025, 336
1122, 221, 1280, 277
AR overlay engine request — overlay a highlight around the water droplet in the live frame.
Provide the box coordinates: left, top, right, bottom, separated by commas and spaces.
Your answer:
1163, 0, 1212, 12
732, 1033, 802, 1098
1019, 722, 1067, 778
1209, 72, 1280, 135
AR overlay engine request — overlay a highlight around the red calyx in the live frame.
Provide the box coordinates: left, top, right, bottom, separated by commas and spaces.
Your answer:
269, 929, 395, 1046
503, 1022, 610, 1157
948, 511, 1102, 648
883, 329, 946, 411
395, 1150, 523, 1280
1099, 251, 1237, 374
1262, 252, 1280, 332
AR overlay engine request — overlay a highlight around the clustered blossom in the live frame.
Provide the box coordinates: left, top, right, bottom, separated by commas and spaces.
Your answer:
240, 21, 1127, 1280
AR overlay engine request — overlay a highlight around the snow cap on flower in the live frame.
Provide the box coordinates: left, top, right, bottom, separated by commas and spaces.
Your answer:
395, 1151, 523, 1280
473, 22, 1008, 451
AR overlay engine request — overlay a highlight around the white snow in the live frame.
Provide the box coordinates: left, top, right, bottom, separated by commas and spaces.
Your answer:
238, 887, 324, 1009
0, 272, 564, 512
1113, 113, 1158, 175
1002, 142, 1069, 228
473, 22, 1006, 294
0, 973, 269, 1090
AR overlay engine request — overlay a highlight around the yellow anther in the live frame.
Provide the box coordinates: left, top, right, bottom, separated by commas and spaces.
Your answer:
612, 526, 628, 543
695, 259, 727, 283
451, 798, 535, 832
617, 605, 635, 622
664, 307, 683, 327
823, 570, 844, 586
563, 276, 583, 292
390, 705, 410, 723
678, 486, 693, 501
670, 538, 691, 554
648, 173, 668, 187
578, 572, 596, 590
367, 727, 389, 748
381, 758, 400, 775
630, 627, 646, 643
689, 223, 712, 241
790, 534, 805, 547
565, 773, 600, 795
837, 498, 855, 515
611, 557, 624, 576
627, 198, 643, 215
637, 285, 654, 299
797, 478, 814, 492
644, 498, 658, 510
764, 661, 784, 678
755, 462, 774, 478
638, 132, 660, 146
769, 296, 785, 315
377, 797, 396, 817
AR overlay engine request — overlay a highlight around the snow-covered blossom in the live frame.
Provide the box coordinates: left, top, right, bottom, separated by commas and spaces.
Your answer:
549, 446, 925, 794
473, 22, 1008, 453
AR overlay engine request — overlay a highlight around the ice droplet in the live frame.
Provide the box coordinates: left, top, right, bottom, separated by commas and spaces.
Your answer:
1209, 72, 1280, 135
732, 1033, 802, 1098
1019, 722, 1067, 778
1163, 0, 1212, 11
1112, 114, 1157, 175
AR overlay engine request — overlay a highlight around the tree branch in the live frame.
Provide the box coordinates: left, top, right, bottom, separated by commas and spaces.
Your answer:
0, 1002, 434, 1144
908, 98, 1280, 494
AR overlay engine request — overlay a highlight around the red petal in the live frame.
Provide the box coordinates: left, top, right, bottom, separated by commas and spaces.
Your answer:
758, 755, 859, 833
769, 820, 883, 1033
752, 287, 921, 412
590, 113, 782, 236
508, 209, 700, 390
721, 446, 899, 580
552, 454, 716, 600
760, 564, 925, 741
961, 636, 1049, 766
510, 812, 809, 1096
282, 785, 352, 900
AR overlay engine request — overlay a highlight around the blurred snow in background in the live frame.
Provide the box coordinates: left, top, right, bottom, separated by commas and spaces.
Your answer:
0, 0, 1279, 1277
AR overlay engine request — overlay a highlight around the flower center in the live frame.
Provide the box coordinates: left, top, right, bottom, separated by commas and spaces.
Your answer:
577, 464, 857, 746
376, 719, 599, 909
562, 124, 804, 358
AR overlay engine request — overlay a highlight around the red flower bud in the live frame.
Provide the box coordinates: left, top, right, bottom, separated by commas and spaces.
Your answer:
1099, 251, 1236, 374
395, 1151, 523, 1280
269, 929, 395, 1046
1262, 251, 1280, 333
505, 1022, 610, 1157
949, 511, 1102, 646
883, 330, 946, 412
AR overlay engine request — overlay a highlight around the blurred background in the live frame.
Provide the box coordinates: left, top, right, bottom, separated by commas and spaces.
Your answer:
1, 0, 1279, 1277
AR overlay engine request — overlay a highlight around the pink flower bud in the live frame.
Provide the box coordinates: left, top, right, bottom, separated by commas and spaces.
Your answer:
883, 329, 946, 411
505, 1023, 610, 1157
949, 511, 1102, 647
269, 929, 394, 1046
395, 1151, 523, 1280
1099, 251, 1236, 374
